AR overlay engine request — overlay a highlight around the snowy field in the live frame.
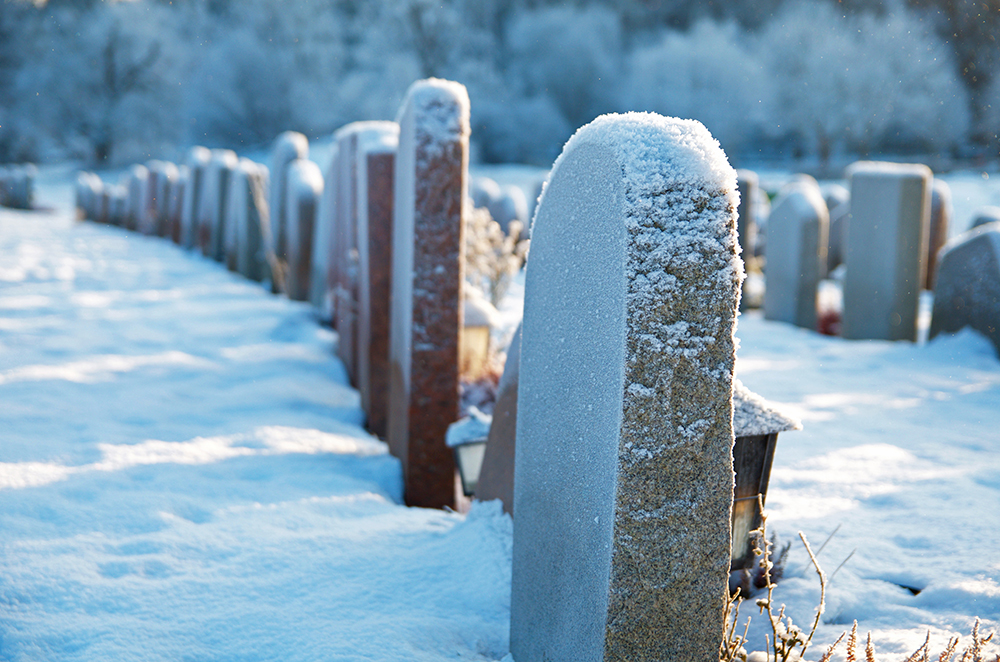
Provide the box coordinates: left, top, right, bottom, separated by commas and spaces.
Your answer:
1, 167, 998, 661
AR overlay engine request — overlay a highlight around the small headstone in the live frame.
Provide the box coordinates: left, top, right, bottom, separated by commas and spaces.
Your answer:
926, 179, 952, 290
474, 323, 521, 514
929, 222, 1000, 355
842, 161, 931, 341
822, 183, 850, 216
763, 179, 829, 329
355, 125, 399, 439
969, 206, 1000, 230
269, 131, 309, 263
198, 149, 238, 261
284, 158, 323, 301
510, 113, 741, 662
388, 78, 470, 509
180, 147, 211, 249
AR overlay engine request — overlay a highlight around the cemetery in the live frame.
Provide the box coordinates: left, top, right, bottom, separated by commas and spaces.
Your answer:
2, 4, 1000, 657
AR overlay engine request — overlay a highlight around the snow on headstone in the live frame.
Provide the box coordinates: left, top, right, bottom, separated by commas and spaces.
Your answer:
926, 179, 952, 290
180, 147, 211, 249
510, 113, 742, 662
269, 132, 309, 264
284, 158, 323, 302
387, 78, 470, 509
125, 164, 149, 232
929, 222, 1000, 355
763, 178, 829, 330
355, 125, 399, 439
969, 206, 1000, 230
475, 323, 522, 514
198, 149, 238, 261
843, 161, 931, 341
333, 121, 399, 384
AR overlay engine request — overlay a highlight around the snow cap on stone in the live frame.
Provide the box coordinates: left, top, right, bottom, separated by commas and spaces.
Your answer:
732, 379, 801, 437
396, 78, 470, 161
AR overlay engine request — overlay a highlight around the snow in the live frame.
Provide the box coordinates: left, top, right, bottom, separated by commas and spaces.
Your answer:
396, 78, 471, 162
733, 378, 801, 437
1, 166, 999, 661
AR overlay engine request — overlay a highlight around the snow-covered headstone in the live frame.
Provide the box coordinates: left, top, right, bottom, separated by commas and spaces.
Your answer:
763, 179, 829, 330
225, 158, 268, 277
284, 158, 323, 302
333, 121, 399, 384
356, 125, 399, 439
310, 142, 339, 317
475, 323, 521, 514
510, 113, 741, 662
145, 160, 178, 237
180, 147, 211, 249
843, 161, 931, 341
168, 166, 188, 243
125, 164, 149, 232
926, 179, 952, 290
387, 78, 470, 508
971, 206, 1000, 230
929, 222, 1000, 355
198, 149, 238, 261
269, 132, 308, 263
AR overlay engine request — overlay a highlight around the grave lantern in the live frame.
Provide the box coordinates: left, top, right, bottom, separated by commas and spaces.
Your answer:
445, 407, 492, 497
730, 379, 801, 594
460, 290, 498, 381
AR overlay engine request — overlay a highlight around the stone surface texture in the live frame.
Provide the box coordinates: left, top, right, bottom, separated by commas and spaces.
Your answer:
930, 222, 1000, 355
843, 161, 931, 341
510, 113, 741, 662
388, 78, 469, 509
763, 180, 829, 330
284, 159, 323, 302
356, 127, 399, 439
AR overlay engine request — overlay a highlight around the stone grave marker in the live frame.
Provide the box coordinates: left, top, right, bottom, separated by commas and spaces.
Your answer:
284, 158, 323, 301
269, 132, 309, 264
125, 164, 149, 232
388, 78, 469, 509
474, 323, 521, 514
926, 178, 952, 290
198, 149, 238, 261
827, 200, 849, 273
510, 113, 741, 662
226, 159, 270, 282
763, 178, 829, 330
971, 206, 1000, 230
310, 141, 340, 318
154, 161, 179, 238
180, 147, 211, 249
842, 161, 931, 341
355, 125, 399, 439
930, 222, 1000, 355
168, 166, 188, 243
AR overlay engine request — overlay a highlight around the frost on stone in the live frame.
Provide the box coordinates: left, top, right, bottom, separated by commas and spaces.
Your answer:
732, 379, 801, 437
396, 78, 470, 163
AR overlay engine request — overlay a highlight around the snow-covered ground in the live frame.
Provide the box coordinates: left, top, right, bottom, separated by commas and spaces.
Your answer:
1, 167, 998, 661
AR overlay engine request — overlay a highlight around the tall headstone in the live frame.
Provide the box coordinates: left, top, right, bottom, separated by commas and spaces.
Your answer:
284, 158, 323, 302
510, 113, 741, 662
929, 222, 1000, 355
356, 125, 400, 439
388, 78, 469, 509
763, 179, 829, 330
842, 161, 931, 341
269, 132, 309, 263
198, 149, 238, 261
926, 179, 952, 290
180, 147, 211, 249
333, 122, 400, 383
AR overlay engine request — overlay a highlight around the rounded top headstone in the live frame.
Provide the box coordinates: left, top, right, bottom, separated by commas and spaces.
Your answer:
397, 78, 471, 159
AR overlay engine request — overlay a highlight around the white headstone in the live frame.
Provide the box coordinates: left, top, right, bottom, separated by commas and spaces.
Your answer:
510, 113, 742, 662
269, 132, 309, 262
197, 149, 238, 261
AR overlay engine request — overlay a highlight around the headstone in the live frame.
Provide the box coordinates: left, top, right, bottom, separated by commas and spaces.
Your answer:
269, 131, 309, 263
827, 200, 849, 273
929, 222, 1000, 355
474, 323, 521, 514
180, 147, 211, 249
125, 164, 149, 232
355, 125, 400, 439
198, 149, 238, 261
108, 185, 127, 227
387, 78, 470, 509
138, 160, 166, 235
333, 121, 399, 384
471, 176, 501, 211
310, 141, 340, 318
510, 113, 741, 662
284, 158, 323, 301
154, 161, 179, 237
168, 166, 188, 243
926, 179, 952, 290
763, 179, 829, 330
822, 183, 850, 216
226, 159, 270, 281
969, 206, 1000, 230
736, 169, 759, 267
488, 185, 529, 234
76, 172, 102, 221
842, 161, 931, 341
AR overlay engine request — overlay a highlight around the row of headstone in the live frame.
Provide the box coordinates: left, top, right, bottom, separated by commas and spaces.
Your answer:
0, 164, 36, 209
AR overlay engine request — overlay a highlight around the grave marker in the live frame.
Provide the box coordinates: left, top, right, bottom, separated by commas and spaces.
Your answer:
269, 132, 309, 263
510, 113, 741, 662
763, 179, 829, 329
310, 142, 340, 318
926, 179, 952, 290
842, 162, 931, 341
125, 164, 149, 232
284, 158, 323, 302
387, 78, 469, 509
198, 149, 238, 261
226, 159, 269, 282
180, 147, 211, 249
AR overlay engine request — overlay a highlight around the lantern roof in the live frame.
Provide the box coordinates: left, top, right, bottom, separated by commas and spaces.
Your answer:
733, 379, 801, 437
